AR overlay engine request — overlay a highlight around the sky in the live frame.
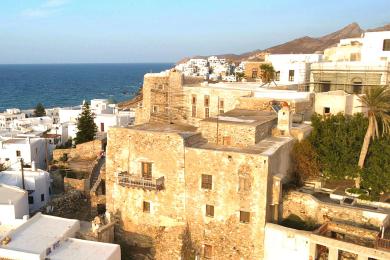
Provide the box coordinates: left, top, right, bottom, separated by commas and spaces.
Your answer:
0, 0, 389, 64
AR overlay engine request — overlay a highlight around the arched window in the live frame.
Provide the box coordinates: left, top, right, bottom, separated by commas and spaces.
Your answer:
351, 77, 363, 94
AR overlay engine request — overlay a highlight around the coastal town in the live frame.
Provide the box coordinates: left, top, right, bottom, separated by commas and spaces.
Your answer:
1, 26, 390, 260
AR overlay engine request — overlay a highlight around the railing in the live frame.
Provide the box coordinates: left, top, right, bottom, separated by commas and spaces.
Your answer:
375, 230, 390, 250
117, 172, 165, 191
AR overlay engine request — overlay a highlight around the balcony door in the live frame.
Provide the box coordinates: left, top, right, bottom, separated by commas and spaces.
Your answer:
142, 162, 152, 180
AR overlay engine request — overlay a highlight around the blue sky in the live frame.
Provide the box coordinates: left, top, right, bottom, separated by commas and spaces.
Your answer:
0, 0, 389, 64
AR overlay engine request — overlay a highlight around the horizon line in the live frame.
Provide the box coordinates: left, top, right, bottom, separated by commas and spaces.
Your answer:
0, 62, 175, 65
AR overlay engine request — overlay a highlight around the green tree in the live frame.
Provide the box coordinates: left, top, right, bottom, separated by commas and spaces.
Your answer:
260, 64, 275, 85
292, 139, 321, 184
356, 86, 390, 187
75, 102, 97, 144
33, 103, 46, 117
361, 136, 390, 199
310, 113, 366, 180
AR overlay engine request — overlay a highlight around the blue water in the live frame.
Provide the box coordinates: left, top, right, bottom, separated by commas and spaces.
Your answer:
0, 63, 172, 110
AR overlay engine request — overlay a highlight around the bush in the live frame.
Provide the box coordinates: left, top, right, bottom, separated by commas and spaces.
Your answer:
292, 139, 321, 184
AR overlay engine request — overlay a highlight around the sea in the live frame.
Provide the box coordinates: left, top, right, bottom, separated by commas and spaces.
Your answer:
0, 63, 173, 111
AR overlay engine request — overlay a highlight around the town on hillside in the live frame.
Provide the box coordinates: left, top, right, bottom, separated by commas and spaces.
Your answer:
1, 29, 390, 260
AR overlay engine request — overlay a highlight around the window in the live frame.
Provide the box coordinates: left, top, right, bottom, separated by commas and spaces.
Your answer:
288, 70, 295, 81
204, 244, 213, 259
222, 136, 231, 146
201, 174, 212, 190
28, 196, 34, 204
41, 194, 45, 202
238, 177, 250, 192
352, 80, 363, 94
143, 201, 150, 213
192, 95, 197, 105
383, 39, 390, 51
275, 71, 280, 81
141, 162, 152, 180
319, 81, 331, 92
350, 53, 360, 61
324, 107, 330, 114
251, 69, 258, 79
219, 99, 224, 114
152, 105, 158, 114
206, 204, 214, 217
16, 150, 21, 157
240, 211, 250, 223
204, 95, 210, 107
205, 108, 210, 118
192, 105, 197, 117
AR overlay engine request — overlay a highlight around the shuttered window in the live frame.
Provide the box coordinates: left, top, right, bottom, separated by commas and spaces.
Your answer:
141, 162, 152, 180
201, 174, 212, 190
383, 39, 390, 51
206, 205, 214, 217
240, 211, 250, 223
204, 244, 212, 258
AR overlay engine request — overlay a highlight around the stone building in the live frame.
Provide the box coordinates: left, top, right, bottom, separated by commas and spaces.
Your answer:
106, 99, 311, 259
136, 71, 314, 128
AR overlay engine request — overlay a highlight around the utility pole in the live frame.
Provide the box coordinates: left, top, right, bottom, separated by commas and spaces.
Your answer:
45, 139, 49, 171
20, 158, 25, 190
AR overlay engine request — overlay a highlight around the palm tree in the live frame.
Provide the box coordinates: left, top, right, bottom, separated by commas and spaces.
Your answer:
356, 86, 390, 187
260, 64, 275, 86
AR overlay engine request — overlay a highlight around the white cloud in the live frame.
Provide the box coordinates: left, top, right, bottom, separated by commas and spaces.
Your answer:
21, 0, 69, 18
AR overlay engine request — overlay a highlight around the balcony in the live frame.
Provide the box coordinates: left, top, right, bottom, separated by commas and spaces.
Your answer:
117, 172, 165, 191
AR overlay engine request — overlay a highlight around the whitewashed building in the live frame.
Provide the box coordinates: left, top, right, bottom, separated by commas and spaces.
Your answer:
0, 109, 25, 129
59, 99, 134, 140
0, 166, 51, 212
0, 184, 29, 225
266, 54, 323, 86
0, 213, 121, 260
0, 137, 47, 170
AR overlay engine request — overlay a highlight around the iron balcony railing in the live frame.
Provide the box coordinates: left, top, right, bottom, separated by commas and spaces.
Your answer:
117, 172, 165, 191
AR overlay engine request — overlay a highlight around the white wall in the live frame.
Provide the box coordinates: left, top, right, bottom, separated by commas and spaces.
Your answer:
314, 91, 365, 115
267, 54, 323, 85
361, 31, 390, 62
264, 224, 310, 260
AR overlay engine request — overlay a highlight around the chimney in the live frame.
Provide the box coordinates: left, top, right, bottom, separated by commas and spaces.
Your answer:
277, 102, 292, 136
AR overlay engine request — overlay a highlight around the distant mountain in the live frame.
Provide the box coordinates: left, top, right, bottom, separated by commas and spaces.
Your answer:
177, 22, 389, 64
266, 23, 364, 54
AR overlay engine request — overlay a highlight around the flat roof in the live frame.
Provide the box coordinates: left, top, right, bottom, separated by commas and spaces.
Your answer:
1, 213, 79, 254
0, 184, 26, 204
201, 109, 277, 126
2, 138, 41, 145
190, 136, 293, 155
49, 238, 120, 260
128, 122, 197, 137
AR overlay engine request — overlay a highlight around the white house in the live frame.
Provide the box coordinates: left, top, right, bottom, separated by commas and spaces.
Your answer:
0, 213, 121, 260
0, 109, 25, 129
0, 137, 47, 170
0, 184, 29, 225
266, 54, 323, 85
361, 31, 390, 63
314, 90, 366, 116
0, 166, 51, 212
59, 99, 134, 140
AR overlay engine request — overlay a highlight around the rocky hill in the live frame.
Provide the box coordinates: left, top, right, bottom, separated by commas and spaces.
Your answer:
178, 22, 389, 63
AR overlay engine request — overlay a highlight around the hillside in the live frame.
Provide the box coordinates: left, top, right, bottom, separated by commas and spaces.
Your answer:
178, 22, 389, 63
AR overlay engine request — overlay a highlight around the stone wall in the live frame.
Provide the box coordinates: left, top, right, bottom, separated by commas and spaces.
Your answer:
105, 125, 296, 259
64, 177, 90, 194
184, 147, 270, 259
183, 86, 250, 127
282, 191, 388, 228
53, 139, 104, 161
